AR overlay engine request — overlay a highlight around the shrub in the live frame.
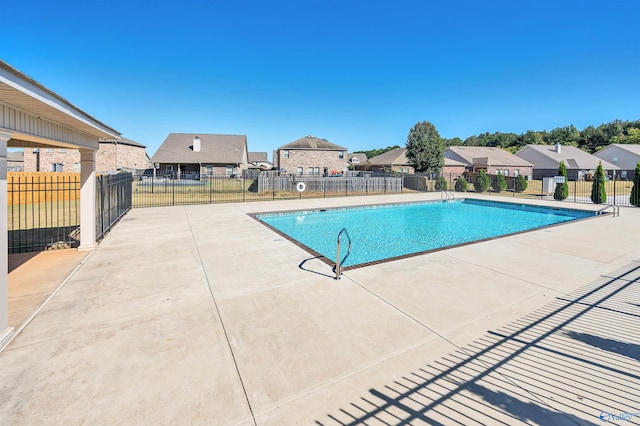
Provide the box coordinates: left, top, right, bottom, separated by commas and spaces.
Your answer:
514, 174, 528, 192
474, 170, 490, 192
630, 162, 640, 206
435, 175, 448, 191
492, 172, 507, 193
553, 161, 568, 200
454, 177, 468, 192
590, 162, 607, 204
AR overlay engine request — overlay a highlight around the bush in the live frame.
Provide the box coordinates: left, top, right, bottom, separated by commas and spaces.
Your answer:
631, 162, 640, 206
492, 172, 507, 193
435, 175, 448, 191
514, 174, 527, 192
474, 170, 490, 192
454, 177, 468, 192
590, 162, 607, 204
553, 161, 569, 200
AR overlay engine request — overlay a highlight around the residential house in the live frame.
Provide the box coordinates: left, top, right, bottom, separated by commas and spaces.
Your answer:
445, 146, 533, 178
367, 148, 414, 174
151, 133, 249, 178
347, 153, 368, 170
23, 137, 147, 173
516, 143, 618, 180
274, 135, 348, 176
594, 144, 640, 180
248, 152, 271, 170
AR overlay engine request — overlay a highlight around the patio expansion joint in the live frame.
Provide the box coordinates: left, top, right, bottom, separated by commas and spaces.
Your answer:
339, 271, 568, 421
184, 207, 258, 426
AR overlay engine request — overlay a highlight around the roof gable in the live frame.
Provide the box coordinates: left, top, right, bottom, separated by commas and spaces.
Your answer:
368, 148, 410, 166
279, 135, 346, 151
151, 133, 247, 164
516, 144, 618, 170
446, 146, 533, 167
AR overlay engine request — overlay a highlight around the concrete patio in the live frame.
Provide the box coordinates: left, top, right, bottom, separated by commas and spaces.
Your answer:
1, 193, 639, 425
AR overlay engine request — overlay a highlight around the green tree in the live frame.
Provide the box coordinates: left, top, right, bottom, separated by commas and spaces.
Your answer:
631, 162, 640, 206
474, 170, 490, 192
514, 174, 528, 192
454, 177, 468, 192
590, 162, 607, 204
492, 171, 507, 192
406, 121, 444, 173
553, 161, 569, 200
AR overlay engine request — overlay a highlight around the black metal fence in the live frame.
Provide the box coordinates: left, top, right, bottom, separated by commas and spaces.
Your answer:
8, 173, 81, 253
96, 173, 133, 241
7, 172, 133, 254
438, 172, 636, 207
131, 172, 405, 208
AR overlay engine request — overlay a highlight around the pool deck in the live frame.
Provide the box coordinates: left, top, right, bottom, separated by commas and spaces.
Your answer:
1, 193, 639, 425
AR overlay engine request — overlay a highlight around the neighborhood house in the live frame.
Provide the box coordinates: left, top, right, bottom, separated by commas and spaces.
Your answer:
151, 133, 249, 178
274, 135, 348, 176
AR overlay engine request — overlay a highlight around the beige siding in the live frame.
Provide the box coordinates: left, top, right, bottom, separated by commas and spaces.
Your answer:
0, 102, 97, 148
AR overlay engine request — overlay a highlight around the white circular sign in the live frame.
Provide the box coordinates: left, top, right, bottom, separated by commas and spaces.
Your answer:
296, 182, 306, 192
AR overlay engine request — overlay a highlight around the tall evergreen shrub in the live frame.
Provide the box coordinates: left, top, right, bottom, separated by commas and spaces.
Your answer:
474, 170, 490, 192
553, 161, 569, 200
455, 177, 468, 192
514, 174, 528, 192
492, 172, 507, 193
435, 175, 448, 191
590, 162, 607, 204
631, 162, 640, 206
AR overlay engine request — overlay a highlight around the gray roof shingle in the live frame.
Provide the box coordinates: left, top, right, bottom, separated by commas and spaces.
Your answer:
368, 148, 410, 166
516, 144, 618, 170
279, 135, 346, 151
446, 146, 533, 167
151, 133, 247, 164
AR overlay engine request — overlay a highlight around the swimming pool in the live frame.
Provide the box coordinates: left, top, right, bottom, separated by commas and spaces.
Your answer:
254, 199, 597, 269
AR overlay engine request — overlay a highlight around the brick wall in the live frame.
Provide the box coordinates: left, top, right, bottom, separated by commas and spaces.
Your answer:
23, 144, 147, 173
277, 149, 349, 175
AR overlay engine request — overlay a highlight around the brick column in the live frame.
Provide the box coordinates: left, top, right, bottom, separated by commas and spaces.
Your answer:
0, 131, 15, 350
78, 148, 97, 251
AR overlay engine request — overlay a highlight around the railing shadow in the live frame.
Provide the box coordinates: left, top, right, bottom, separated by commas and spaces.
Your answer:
317, 263, 640, 425
299, 256, 335, 279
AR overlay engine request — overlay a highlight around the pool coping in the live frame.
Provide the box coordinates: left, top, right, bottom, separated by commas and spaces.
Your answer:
248, 197, 608, 272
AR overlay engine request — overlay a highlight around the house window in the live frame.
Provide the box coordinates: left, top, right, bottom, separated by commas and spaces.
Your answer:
503, 169, 509, 176
621, 170, 628, 179
338, 151, 345, 159
46, 148, 54, 153
205, 165, 213, 175
308, 167, 314, 175
73, 163, 80, 172
283, 150, 289, 158
166, 165, 173, 172
314, 167, 320, 175
297, 167, 303, 176
226, 166, 234, 176
50, 163, 63, 172
59, 149, 67, 153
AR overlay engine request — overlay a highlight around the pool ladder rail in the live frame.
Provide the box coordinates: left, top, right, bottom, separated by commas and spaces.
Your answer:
597, 205, 620, 217
441, 190, 455, 202
334, 228, 352, 280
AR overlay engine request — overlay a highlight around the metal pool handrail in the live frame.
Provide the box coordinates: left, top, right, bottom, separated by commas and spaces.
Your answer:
335, 228, 352, 280
441, 190, 455, 202
597, 205, 620, 217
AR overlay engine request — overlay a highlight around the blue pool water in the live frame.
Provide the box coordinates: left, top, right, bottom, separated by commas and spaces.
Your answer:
256, 199, 595, 268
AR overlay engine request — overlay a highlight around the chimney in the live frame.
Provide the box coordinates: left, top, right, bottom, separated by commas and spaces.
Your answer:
555, 142, 561, 154
193, 136, 201, 152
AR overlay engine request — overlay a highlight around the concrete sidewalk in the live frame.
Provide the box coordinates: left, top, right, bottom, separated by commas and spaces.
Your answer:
1, 193, 639, 425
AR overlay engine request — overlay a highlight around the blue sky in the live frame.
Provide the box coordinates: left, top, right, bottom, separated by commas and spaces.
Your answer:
3, 0, 639, 159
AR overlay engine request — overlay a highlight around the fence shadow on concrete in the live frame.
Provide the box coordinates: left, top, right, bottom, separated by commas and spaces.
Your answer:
317, 263, 640, 425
